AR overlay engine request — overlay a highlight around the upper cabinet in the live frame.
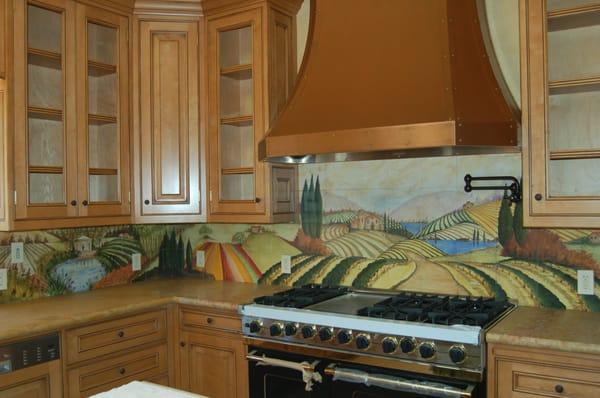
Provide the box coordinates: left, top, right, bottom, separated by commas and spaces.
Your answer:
132, 15, 206, 223
0, 0, 5, 79
521, 0, 600, 227
5, 0, 131, 230
205, 0, 300, 223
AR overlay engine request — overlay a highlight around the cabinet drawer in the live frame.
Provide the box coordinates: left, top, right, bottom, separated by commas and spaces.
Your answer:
180, 308, 241, 333
66, 310, 167, 364
67, 344, 168, 397
498, 359, 600, 398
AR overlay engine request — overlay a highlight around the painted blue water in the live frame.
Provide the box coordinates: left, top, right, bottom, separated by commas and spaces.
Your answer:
402, 222, 427, 235
426, 239, 498, 255
53, 258, 106, 292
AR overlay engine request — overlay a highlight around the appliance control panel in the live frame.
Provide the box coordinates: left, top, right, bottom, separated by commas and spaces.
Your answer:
0, 333, 60, 374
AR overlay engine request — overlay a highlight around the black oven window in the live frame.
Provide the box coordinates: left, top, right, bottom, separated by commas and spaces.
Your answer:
264, 373, 320, 398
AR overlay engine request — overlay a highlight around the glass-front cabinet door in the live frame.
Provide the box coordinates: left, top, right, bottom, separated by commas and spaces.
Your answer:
14, 0, 78, 220
76, 4, 129, 217
522, 0, 600, 227
207, 8, 266, 216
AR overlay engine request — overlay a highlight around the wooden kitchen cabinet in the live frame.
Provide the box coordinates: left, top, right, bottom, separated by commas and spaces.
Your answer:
132, 17, 207, 223
205, 0, 300, 223
488, 343, 600, 398
64, 309, 171, 397
0, 0, 5, 79
5, 0, 130, 230
521, 0, 600, 227
178, 306, 248, 398
0, 360, 63, 398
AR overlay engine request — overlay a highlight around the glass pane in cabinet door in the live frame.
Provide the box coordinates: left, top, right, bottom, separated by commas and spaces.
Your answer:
219, 26, 252, 68
547, 0, 600, 12
549, 159, 600, 197
87, 21, 119, 203
221, 174, 255, 201
27, 5, 65, 204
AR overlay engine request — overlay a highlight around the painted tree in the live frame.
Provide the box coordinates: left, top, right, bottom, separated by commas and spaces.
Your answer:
176, 237, 184, 275
513, 200, 527, 245
300, 180, 309, 234
498, 195, 514, 247
314, 176, 323, 238
186, 241, 193, 272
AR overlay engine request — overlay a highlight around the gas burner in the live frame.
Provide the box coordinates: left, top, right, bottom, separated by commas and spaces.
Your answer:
357, 292, 512, 328
253, 284, 348, 308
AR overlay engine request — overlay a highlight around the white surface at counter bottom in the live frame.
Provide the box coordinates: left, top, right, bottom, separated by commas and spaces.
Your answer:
91, 381, 206, 398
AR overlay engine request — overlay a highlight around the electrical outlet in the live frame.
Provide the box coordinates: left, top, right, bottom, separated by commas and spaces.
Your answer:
281, 255, 292, 274
11, 242, 24, 264
132, 253, 142, 271
577, 270, 595, 295
196, 251, 205, 268
0, 269, 7, 291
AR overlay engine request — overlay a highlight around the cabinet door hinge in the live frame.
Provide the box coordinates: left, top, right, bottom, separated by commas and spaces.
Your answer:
13, 191, 17, 205
128, 191, 131, 203
209, 190, 213, 202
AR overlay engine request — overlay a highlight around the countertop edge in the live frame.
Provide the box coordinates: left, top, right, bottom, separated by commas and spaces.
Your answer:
486, 333, 600, 355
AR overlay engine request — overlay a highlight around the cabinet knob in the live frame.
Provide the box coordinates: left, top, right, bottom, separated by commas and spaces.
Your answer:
117, 331, 125, 338
255, 197, 261, 203
555, 385, 564, 393
118, 367, 126, 375
70, 200, 77, 206
206, 317, 214, 324
82, 200, 88, 206
535, 193, 543, 201
144, 199, 150, 205
180, 341, 186, 348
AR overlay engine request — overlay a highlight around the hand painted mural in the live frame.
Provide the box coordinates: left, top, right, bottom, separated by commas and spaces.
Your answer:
1, 154, 599, 311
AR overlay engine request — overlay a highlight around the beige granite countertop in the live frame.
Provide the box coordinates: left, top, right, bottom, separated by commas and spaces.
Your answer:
0, 279, 284, 342
486, 306, 600, 354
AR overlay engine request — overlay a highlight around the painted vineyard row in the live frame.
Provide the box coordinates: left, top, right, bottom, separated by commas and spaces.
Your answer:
259, 255, 413, 289
326, 231, 398, 258
379, 239, 444, 260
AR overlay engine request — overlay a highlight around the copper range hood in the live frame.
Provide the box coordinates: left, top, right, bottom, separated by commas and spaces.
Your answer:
259, 0, 520, 163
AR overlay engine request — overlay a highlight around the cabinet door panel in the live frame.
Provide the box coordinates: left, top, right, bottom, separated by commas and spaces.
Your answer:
13, 0, 78, 220
208, 9, 266, 216
0, 0, 5, 79
136, 20, 202, 220
0, 80, 5, 224
0, 361, 62, 398
180, 330, 247, 398
75, 4, 130, 218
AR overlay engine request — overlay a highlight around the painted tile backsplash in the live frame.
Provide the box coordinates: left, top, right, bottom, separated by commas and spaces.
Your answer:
1, 153, 599, 312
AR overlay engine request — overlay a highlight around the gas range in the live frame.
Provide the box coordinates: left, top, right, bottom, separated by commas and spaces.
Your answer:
240, 284, 515, 381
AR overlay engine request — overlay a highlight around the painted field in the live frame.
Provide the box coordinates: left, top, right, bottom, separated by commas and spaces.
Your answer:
198, 242, 262, 283
418, 222, 489, 241
323, 211, 357, 224
326, 231, 396, 258
379, 239, 444, 260
321, 224, 350, 241
416, 209, 473, 239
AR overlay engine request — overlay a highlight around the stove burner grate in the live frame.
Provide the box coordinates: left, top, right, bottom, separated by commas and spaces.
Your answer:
253, 284, 349, 308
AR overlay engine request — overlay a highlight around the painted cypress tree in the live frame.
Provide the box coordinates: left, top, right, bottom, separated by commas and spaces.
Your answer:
314, 176, 323, 239
168, 230, 177, 275
176, 236, 184, 275
307, 176, 316, 238
158, 233, 168, 275
186, 240, 193, 272
513, 200, 527, 245
300, 179, 309, 235
498, 196, 514, 247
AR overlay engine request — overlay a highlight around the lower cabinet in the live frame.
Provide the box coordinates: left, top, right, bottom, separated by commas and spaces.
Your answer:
488, 344, 600, 398
0, 361, 62, 398
178, 307, 248, 398
66, 344, 168, 397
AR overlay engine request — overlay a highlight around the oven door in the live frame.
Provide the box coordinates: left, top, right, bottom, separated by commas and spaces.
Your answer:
325, 363, 477, 398
247, 349, 329, 398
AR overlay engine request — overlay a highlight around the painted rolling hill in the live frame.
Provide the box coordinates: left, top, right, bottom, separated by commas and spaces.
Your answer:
198, 242, 262, 283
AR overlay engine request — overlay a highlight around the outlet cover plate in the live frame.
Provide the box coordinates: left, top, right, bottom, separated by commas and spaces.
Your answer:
132, 253, 142, 271
11, 242, 24, 264
281, 255, 292, 274
577, 270, 595, 295
196, 251, 205, 268
0, 269, 7, 291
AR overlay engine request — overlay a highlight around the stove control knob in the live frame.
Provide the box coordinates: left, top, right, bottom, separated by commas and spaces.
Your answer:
400, 337, 417, 354
419, 342, 437, 359
449, 345, 467, 364
301, 325, 317, 339
284, 323, 298, 336
318, 327, 334, 341
337, 330, 353, 345
382, 337, 398, 354
249, 320, 263, 333
269, 323, 284, 337
355, 334, 371, 350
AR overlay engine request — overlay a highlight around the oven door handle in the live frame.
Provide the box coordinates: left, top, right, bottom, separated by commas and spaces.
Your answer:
246, 351, 322, 391
324, 364, 475, 398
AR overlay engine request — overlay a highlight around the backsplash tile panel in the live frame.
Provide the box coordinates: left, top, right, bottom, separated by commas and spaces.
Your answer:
1, 153, 599, 311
